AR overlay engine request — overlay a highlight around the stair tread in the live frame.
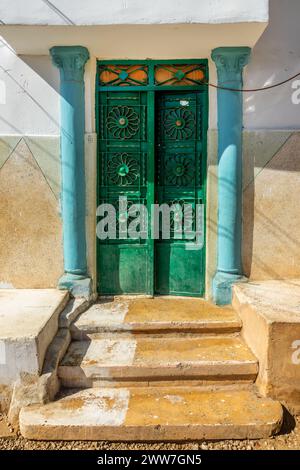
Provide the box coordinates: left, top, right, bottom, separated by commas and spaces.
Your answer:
71, 298, 241, 336
58, 335, 258, 384
61, 335, 256, 368
19, 387, 283, 441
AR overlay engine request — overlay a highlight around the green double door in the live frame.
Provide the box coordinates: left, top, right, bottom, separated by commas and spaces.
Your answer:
97, 87, 206, 297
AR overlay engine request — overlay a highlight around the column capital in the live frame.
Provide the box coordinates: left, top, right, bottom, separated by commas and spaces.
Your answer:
211, 47, 251, 85
50, 46, 90, 82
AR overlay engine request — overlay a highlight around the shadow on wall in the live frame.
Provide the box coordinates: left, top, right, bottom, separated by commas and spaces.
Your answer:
0, 36, 85, 202
0, 36, 62, 193
207, 126, 300, 289
244, 0, 300, 129
242, 132, 300, 281
241, 0, 300, 281
0, 37, 65, 288
207, 1, 300, 290
0, 37, 60, 134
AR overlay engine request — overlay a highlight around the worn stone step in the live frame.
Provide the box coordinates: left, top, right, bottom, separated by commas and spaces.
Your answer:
19, 387, 283, 441
58, 335, 258, 388
71, 297, 241, 339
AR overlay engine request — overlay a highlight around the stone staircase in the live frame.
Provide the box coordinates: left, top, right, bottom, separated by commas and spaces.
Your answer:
19, 297, 283, 441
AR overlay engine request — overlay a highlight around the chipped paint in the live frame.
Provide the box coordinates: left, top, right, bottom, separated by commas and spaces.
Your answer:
0, 282, 14, 289
164, 394, 185, 405
72, 297, 241, 338
19, 387, 283, 441
58, 334, 258, 387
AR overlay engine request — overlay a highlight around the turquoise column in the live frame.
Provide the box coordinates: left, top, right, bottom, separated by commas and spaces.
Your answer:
50, 46, 91, 297
211, 47, 251, 305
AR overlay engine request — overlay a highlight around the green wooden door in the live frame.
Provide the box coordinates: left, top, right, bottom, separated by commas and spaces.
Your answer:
155, 92, 205, 296
97, 61, 207, 297
97, 90, 154, 294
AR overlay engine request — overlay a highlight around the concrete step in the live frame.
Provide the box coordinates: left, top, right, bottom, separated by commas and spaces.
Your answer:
58, 335, 258, 388
19, 387, 283, 441
71, 297, 241, 339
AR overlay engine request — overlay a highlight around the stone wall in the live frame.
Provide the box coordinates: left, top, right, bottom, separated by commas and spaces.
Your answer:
0, 136, 63, 288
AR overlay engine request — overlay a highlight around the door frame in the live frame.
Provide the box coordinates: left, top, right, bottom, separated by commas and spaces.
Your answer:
95, 59, 209, 297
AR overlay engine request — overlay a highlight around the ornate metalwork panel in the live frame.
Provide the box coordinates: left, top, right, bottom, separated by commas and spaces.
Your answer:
156, 92, 203, 233
99, 92, 147, 200
154, 64, 205, 86
99, 64, 149, 87
97, 60, 207, 90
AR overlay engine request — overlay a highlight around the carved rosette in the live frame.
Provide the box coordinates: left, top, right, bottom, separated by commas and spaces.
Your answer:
165, 154, 194, 186
107, 153, 139, 186
164, 108, 195, 140
107, 106, 140, 140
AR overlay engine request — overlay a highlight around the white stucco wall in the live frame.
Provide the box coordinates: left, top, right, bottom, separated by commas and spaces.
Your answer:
0, 0, 299, 135
0, 0, 269, 25
244, 0, 300, 129
0, 38, 60, 135
0, 20, 265, 135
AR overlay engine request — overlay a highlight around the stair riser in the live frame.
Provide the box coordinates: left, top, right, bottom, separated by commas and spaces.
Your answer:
61, 377, 256, 387
20, 423, 282, 442
58, 364, 258, 389
71, 325, 241, 340
59, 376, 257, 389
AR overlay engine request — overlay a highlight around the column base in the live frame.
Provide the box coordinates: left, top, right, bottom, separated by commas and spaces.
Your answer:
58, 273, 92, 299
212, 272, 248, 306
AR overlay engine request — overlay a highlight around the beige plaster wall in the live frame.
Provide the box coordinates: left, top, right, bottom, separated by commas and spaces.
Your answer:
0, 137, 63, 288
243, 131, 300, 281
1, 130, 299, 292
205, 130, 218, 299
206, 130, 300, 299
85, 133, 97, 292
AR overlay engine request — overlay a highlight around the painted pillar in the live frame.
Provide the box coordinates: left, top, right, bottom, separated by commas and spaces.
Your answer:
211, 47, 251, 305
50, 46, 91, 297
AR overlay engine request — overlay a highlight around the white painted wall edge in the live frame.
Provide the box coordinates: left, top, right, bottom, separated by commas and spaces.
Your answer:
0, 0, 269, 25
0, 19, 277, 134
0, 23, 267, 56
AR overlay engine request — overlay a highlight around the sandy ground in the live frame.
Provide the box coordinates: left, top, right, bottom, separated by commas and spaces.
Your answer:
0, 413, 299, 450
